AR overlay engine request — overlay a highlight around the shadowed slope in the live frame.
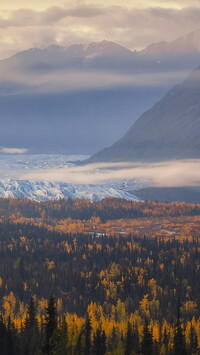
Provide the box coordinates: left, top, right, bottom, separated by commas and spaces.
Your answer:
89, 67, 200, 162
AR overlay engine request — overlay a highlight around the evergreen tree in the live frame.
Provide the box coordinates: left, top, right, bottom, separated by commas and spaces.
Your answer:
4, 317, 16, 355
172, 299, 187, 355
51, 317, 68, 355
25, 297, 37, 329
22, 297, 40, 355
140, 320, 153, 355
93, 328, 106, 355
0, 316, 6, 354
43, 295, 57, 355
84, 316, 92, 355
133, 327, 140, 355
125, 321, 134, 355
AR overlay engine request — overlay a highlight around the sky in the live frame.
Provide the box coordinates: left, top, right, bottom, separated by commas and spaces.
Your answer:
1, 0, 200, 59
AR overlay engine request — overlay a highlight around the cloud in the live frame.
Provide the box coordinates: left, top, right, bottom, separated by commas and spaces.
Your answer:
1, 3, 200, 58
0, 5, 104, 28
67, 5, 104, 18
1, 0, 199, 11
0, 147, 28, 154
0, 64, 189, 95
21, 160, 200, 188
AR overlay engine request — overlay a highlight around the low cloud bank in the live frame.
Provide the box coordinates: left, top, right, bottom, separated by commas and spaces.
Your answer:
0, 147, 28, 154
0, 68, 189, 95
22, 159, 200, 187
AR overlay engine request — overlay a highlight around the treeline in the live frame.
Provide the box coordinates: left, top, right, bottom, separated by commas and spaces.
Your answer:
0, 197, 200, 222
0, 295, 199, 355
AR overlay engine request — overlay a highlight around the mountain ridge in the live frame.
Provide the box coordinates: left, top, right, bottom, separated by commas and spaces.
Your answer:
2, 28, 200, 62
88, 66, 200, 162
142, 29, 200, 55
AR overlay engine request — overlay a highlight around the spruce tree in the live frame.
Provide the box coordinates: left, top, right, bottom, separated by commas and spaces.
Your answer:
140, 320, 153, 355
43, 295, 57, 355
93, 328, 106, 355
51, 317, 68, 355
125, 321, 134, 355
172, 299, 187, 355
84, 316, 92, 355
25, 297, 37, 329
22, 297, 39, 355
5, 317, 15, 355
0, 316, 6, 354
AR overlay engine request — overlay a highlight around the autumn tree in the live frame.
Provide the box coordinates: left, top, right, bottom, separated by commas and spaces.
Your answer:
188, 324, 198, 354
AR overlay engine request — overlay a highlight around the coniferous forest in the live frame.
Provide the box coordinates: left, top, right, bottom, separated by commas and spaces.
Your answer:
0, 197, 199, 354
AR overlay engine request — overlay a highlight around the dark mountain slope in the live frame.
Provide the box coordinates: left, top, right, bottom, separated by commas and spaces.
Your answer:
89, 67, 200, 162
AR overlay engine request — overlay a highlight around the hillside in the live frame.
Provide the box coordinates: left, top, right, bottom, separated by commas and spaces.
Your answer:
89, 66, 200, 162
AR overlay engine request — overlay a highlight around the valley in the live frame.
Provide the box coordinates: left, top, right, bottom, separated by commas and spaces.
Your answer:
0, 13, 200, 354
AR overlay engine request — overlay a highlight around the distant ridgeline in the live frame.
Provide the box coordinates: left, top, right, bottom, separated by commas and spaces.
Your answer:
0, 197, 199, 353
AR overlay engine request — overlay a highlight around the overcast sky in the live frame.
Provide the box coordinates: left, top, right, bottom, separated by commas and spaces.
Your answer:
0, 0, 200, 59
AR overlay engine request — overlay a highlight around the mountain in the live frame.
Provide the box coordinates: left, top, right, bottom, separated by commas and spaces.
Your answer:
88, 66, 200, 162
1, 33, 200, 155
2, 40, 132, 73
142, 29, 200, 55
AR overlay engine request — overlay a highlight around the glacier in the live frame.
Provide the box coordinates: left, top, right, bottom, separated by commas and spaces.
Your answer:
0, 179, 142, 202
0, 154, 145, 202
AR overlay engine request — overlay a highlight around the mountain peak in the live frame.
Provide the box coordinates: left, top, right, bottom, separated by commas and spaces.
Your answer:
84, 40, 132, 58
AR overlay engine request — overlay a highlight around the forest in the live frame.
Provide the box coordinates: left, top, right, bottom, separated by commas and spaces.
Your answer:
0, 197, 200, 222
0, 197, 199, 354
